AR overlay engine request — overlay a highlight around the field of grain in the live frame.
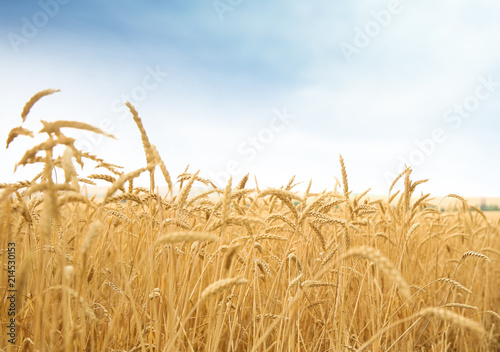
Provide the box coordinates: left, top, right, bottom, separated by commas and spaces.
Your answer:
1, 90, 499, 351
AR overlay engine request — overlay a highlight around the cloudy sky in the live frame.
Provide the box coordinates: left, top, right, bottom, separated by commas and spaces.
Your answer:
1, 0, 499, 196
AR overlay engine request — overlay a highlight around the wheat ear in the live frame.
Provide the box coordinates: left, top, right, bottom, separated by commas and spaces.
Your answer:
6, 126, 34, 149
418, 307, 486, 336
339, 154, 349, 200
21, 88, 60, 122
199, 277, 248, 303
156, 231, 217, 244
338, 246, 411, 298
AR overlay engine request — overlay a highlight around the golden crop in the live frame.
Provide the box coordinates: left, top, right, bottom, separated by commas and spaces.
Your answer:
1, 90, 499, 351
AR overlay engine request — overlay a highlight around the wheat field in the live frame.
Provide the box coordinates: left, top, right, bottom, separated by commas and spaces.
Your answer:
1, 90, 499, 351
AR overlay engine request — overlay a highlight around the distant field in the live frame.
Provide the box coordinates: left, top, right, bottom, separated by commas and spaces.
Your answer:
1, 90, 499, 351
486, 211, 500, 220
85, 186, 500, 209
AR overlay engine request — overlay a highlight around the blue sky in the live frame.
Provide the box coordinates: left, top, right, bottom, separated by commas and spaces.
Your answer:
1, 0, 499, 196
